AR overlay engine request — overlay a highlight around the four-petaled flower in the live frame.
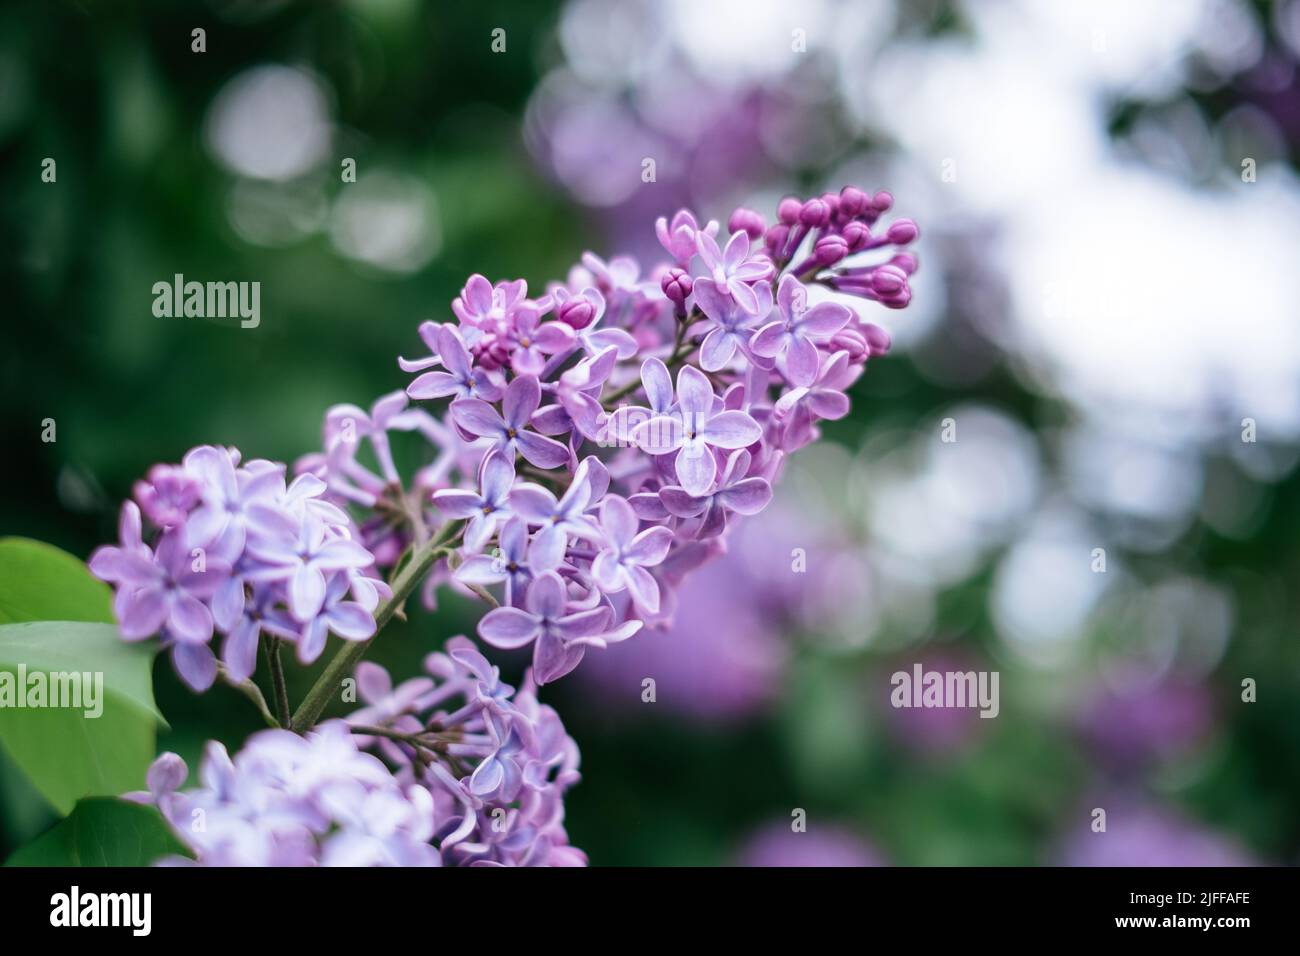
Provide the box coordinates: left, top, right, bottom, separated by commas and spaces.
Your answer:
477, 571, 640, 684
451, 375, 570, 469
407, 324, 503, 402
590, 495, 673, 613
432, 451, 516, 552
750, 275, 853, 387
508, 457, 607, 570
695, 230, 771, 314
658, 449, 774, 538
693, 276, 773, 372
632, 365, 763, 495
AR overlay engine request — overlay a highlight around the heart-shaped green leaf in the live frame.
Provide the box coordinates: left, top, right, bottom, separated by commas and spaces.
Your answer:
0, 621, 164, 815
0, 537, 114, 625
4, 797, 190, 866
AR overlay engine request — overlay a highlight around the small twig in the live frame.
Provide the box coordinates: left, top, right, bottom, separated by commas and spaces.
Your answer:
218, 663, 279, 729
264, 636, 291, 728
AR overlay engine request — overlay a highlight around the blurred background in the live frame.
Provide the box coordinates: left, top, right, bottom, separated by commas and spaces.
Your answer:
3, 0, 1300, 865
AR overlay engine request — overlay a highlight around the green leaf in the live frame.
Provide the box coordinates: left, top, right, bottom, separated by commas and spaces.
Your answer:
0, 537, 113, 625
4, 797, 190, 866
0, 622, 164, 814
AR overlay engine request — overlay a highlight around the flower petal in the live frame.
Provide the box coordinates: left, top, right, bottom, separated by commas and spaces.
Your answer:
477, 607, 541, 649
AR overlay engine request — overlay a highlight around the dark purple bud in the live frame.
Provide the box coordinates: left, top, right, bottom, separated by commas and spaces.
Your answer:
813, 233, 849, 266
889, 251, 918, 275
841, 220, 870, 252
863, 322, 892, 355
799, 198, 830, 228
819, 192, 841, 221
764, 223, 790, 257
728, 207, 766, 240
886, 219, 918, 244
777, 197, 802, 225
869, 264, 909, 296
557, 297, 597, 330
882, 287, 911, 309
839, 186, 869, 218
661, 268, 693, 305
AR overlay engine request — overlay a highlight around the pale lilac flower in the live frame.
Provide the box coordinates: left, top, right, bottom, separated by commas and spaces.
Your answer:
504, 303, 576, 376
244, 515, 375, 622
695, 230, 772, 314
477, 571, 638, 684
99, 529, 229, 644
432, 451, 515, 552
632, 365, 762, 495
659, 449, 773, 538
507, 456, 608, 570
407, 324, 504, 402
182, 445, 283, 556
590, 495, 672, 613
655, 208, 717, 264
773, 349, 858, 450
451, 375, 570, 469
454, 516, 536, 606
750, 275, 853, 387
694, 276, 773, 372
297, 573, 377, 664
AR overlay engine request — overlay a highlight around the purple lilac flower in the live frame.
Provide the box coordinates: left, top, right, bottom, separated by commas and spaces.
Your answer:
406, 323, 504, 402
128, 722, 441, 867
590, 495, 673, 613
694, 276, 773, 372
431, 451, 515, 552
750, 275, 853, 387
632, 365, 763, 495
451, 375, 570, 469
507, 456, 607, 570
694, 230, 772, 314
92, 443, 383, 690
658, 449, 773, 538
478, 571, 640, 684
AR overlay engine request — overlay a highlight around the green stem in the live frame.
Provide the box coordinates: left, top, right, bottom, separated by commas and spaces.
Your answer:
288, 521, 462, 733
265, 636, 291, 728
218, 663, 280, 729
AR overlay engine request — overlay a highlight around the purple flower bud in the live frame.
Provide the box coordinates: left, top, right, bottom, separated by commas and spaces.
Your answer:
862, 322, 892, 355
819, 191, 840, 221
728, 206, 766, 240
813, 234, 849, 267
799, 198, 830, 228
764, 223, 790, 258
661, 268, 693, 305
777, 196, 802, 225
872, 190, 894, 213
557, 297, 597, 330
869, 264, 909, 296
838, 185, 869, 218
841, 220, 870, 252
889, 251, 918, 274
886, 218, 919, 245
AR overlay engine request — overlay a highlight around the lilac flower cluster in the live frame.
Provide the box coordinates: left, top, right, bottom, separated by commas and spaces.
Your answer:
344, 638, 586, 866
128, 722, 440, 866
92, 187, 916, 867
390, 187, 915, 678
90, 446, 387, 691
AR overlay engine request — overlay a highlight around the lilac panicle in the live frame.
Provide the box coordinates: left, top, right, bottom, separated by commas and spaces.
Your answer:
99, 184, 915, 867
